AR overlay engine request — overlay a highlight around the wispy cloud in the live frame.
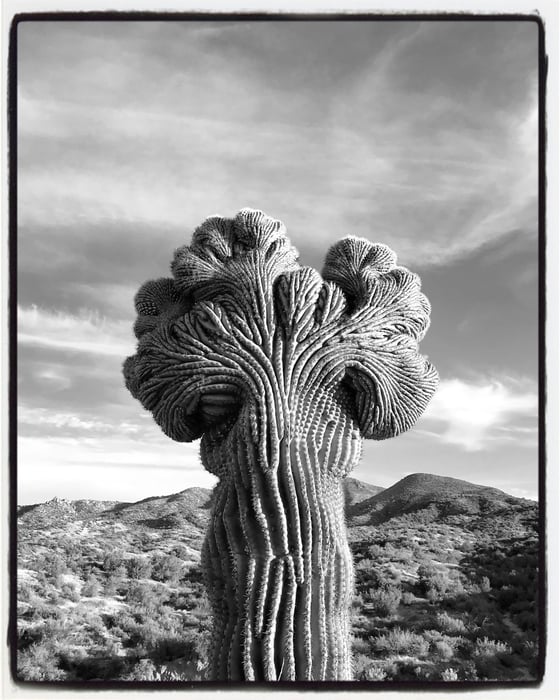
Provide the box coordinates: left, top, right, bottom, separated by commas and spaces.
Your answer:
420, 377, 538, 451
17, 20, 538, 269
18, 406, 142, 436
18, 305, 135, 357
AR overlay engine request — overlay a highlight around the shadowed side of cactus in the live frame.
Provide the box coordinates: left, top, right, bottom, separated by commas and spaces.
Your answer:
123, 209, 438, 681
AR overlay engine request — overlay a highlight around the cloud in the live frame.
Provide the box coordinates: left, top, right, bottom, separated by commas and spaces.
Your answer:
420, 377, 538, 451
18, 304, 135, 357
33, 367, 72, 391
17, 20, 538, 271
18, 406, 142, 436
18, 434, 215, 504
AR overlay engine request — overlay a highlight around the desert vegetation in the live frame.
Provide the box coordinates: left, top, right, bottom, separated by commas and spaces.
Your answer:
16, 478, 539, 683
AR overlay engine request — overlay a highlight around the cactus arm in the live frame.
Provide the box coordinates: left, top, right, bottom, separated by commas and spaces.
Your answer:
322, 236, 439, 440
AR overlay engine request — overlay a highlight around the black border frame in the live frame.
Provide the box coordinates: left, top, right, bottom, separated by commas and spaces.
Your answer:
7, 10, 547, 691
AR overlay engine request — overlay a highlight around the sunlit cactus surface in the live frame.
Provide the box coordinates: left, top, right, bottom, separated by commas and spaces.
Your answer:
124, 208, 438, 681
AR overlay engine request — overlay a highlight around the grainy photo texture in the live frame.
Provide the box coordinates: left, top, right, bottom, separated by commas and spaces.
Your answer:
14, 17, 541, 685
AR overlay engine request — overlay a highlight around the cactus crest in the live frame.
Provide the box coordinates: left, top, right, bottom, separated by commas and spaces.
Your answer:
124, 208, 438, 680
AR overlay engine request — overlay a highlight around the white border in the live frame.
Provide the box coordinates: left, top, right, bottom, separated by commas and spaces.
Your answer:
2, 2, 558, 698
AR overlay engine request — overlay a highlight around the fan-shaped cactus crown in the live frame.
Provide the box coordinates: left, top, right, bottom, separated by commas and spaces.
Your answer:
124, 207, 437, 446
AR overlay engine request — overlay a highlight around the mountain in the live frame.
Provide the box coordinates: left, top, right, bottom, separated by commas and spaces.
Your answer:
18, 473, 534, 533
347, 473, 534, 526
343, 477, 385, 509
102, 487, 213, 529
17, 487, 215, 568
17, 497, 120, 528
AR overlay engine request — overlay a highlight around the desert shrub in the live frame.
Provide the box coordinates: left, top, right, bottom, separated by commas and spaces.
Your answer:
46, 588, 61, 605
372, 627, 430, 657
17, 642, 65, 681
17, 580, 34, 602
352, 654, 377, 681
122, 658, 158, 681
364, 665, 387, 681
151, 554, 184, 583
365, 586, 401, 616
82, 574, 101, 597
60, 582, 80, 602
126, 581, 153, 603
417, 563, 450, 600
441, 667, 459, 681
37, 552, 67, 582
127, 556, 152, 580
104, 576, 119, 596
351, 636, 371, 655
170, 544, 190, 560
103, 551, 125, 573
401, 591, 415, 605
436, 611, 467, 635
434, 640, 454, 661
474, 637, 512, 657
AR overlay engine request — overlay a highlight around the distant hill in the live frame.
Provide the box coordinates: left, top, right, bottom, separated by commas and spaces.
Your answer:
343, 477, 384, 509
102, 487, 213, 530
17, 497, 120, 528
348, 473, 535, 526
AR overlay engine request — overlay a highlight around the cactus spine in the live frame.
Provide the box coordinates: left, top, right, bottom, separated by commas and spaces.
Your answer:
124, 209, 438, 681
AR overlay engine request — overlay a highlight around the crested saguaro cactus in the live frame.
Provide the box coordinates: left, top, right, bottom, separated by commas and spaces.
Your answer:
123, 209, 438, 681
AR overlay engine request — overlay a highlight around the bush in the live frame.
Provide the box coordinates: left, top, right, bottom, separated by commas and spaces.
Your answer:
441, 667, 459, 681
126, 582, 158, 610
372, 627, 430, 657
364, 665, 387, 681
127, 556, 152, 580
17, 643, 65, 681
60, 583, 80, 602
351, 636, 371, 655
434, 640, 454, 661
401, 591, 415, 605
82, 575, 101, 597
474, 637, 512, 657
436, 611, 467, 635
122, 658, 158, 681
151, 555, 183, 584
352, 653, 375, 681
365, 586, 401, 616
103, 552, 125, 573
417, 563, 450, 600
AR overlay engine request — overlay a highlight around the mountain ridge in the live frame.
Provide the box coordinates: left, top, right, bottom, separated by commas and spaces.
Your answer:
348, 472, 535, 526
18, 473, 535, 532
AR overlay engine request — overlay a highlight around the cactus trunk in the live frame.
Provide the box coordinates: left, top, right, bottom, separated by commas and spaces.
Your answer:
201, 389, 359, 680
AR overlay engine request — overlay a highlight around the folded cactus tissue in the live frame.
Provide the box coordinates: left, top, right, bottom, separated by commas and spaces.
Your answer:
123, 208, 438, 681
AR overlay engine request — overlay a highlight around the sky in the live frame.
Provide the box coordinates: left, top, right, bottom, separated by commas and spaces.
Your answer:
16, 18, 540, 504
